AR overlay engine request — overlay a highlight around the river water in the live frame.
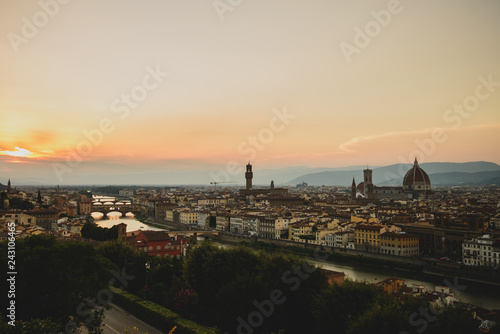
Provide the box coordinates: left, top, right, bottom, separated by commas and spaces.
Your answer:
92, 195, 165, 231
213, 242, 500, 309
92, 196, 499, 309
311, 259, 500, 309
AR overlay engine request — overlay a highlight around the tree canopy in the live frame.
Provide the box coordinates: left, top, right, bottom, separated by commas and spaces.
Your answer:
0, 235, 114, 332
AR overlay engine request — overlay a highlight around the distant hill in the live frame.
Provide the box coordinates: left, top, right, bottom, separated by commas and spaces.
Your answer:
8, 161, 500, 186
380, 170, 500, 186
287, 161, 500, 186
0, 183, 6, 191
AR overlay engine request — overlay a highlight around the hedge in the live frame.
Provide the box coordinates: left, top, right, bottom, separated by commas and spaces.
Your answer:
110, 287, 219, 334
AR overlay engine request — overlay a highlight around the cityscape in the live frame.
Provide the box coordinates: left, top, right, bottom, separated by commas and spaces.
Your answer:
2, 160, 500, 333
2, 0, 500, 333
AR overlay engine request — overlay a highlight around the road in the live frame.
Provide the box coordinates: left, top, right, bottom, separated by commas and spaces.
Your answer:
102, 303, 167, 334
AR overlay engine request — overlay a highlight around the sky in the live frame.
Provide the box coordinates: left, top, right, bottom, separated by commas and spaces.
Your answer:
1, 0, 500, 184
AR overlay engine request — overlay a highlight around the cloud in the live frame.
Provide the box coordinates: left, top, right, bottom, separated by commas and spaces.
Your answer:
0, 147, 54, 160
338, 124, 500, 154
0, 147, 35, 158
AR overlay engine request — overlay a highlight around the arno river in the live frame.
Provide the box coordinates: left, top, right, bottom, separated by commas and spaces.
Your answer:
93, 196, 500, 309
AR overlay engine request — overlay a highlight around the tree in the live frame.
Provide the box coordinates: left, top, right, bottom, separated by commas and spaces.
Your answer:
183, 242, 328, 333
97, 239, 149, 293
5, 197, 34, 210
81, 222, 118, 241
312, 279, 387, 333
0, 235, 113, 330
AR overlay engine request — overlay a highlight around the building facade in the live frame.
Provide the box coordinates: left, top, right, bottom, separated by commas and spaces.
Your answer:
380, 232, 419, 257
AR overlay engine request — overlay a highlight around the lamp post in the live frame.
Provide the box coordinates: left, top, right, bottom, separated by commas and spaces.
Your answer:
144, 261, 150, 299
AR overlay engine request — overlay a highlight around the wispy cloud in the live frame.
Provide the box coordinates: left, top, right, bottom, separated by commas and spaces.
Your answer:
339, 124, 500, 154
0, 147, 53, 160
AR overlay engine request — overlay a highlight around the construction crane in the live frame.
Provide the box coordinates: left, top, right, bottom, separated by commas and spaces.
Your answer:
210, 181, 235, 192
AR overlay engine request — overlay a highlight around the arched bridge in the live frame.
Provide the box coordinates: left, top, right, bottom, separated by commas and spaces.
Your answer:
91, 203, 145, 218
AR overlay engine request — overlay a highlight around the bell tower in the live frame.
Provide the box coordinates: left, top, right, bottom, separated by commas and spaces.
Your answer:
351, 177, 356, 200
363, 168, 373, 200
245, 162, 253, 190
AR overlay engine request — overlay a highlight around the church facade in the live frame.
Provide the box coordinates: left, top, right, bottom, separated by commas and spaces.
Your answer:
352, 158, 432, 200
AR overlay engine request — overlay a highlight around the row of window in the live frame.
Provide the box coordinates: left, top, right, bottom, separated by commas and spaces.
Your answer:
380, 243, 418, 248
464, 258, 499, 266
380, 249, 418, 255
138, 245, 181, 251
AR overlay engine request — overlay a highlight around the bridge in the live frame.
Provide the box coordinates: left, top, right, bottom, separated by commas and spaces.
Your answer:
165, 230, 221, 237
92, 198, 132, 205
91, 203, 145, 218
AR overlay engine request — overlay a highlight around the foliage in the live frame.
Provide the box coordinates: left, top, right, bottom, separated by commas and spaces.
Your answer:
183, 241, 328, 333
173, 288, 199, 318
78, 189, 93, 199
96, 239, 149, 292
91, 185, 122, 195
111, 286, 218, 334
4, 197, 34, 210
312, 278, 402, 333
81, 221, 118, 241
0, 235, 113, 330
0, 316, 63, 334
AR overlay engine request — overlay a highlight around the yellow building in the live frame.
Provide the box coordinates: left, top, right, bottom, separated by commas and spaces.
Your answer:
354, 224, 384, 252
380, 232, 419, 257
355, 223, 402, 252
180, 211, 198, 225
289, 222, 314, 242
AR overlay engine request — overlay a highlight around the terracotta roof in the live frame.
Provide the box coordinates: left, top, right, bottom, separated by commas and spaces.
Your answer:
139, 231, 171, 241
355, 224, 384, 231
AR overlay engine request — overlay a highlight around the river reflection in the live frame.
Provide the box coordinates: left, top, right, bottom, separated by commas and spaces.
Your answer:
92, 212, 165, 232
92, 195, 164, 231
211, 241, 500, 309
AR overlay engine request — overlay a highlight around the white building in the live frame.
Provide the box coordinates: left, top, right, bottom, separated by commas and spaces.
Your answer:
230, 216, 245, 234
197, 211, 210, 229
334, 231, 355, 249
462, 234, 500, 267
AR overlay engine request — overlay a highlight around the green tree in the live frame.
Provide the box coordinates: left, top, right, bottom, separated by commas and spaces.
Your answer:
97, 239, 148, 293
81, 222, 118, 241
312, 279, 387, 333
6, 197, 34, 210
0, 235, 113, 330
184, 241, 328, 333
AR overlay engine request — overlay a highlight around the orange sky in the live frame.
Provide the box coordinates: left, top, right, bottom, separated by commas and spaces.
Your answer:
1, 0, 499, 184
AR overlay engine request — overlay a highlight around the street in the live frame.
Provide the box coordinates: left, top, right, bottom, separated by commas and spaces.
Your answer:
102, 303, 166, 334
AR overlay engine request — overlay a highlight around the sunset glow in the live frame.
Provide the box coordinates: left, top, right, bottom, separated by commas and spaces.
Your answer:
1, 0, 499, 184
0, 147, 35, 158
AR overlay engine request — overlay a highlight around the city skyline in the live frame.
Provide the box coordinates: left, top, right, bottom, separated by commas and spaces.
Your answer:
1, 0, 500, 184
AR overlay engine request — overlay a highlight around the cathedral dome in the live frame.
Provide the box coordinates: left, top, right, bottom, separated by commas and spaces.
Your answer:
403, 158, 431, 191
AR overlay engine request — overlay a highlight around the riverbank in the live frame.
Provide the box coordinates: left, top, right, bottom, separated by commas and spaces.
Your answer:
208, 233, 500, 288
135, 215, 176, 230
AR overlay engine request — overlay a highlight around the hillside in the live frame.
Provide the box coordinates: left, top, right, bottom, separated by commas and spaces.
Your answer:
287, 161, 500, 186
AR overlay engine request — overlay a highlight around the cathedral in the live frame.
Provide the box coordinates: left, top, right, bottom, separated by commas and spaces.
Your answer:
351, 158, 432, 200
